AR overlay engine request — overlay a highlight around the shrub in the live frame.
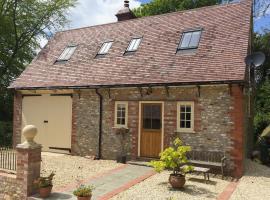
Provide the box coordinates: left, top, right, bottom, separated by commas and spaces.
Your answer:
73, 185, 94, 197
34, 172, 55, 188
150, 138, 193, 175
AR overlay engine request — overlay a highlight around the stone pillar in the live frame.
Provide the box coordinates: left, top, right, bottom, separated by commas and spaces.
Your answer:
16, 125, 42, 196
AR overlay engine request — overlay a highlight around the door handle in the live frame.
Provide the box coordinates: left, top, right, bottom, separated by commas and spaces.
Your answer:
44, 120, 48, 123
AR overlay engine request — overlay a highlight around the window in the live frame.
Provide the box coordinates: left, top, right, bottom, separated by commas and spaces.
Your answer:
142, 104, 161, 130
115, 101, 128, 128
57, 45, 77, 61
126, 38, 142, 52
98, 41, 113, 55
177, 102, 194, 132
178, 30, 202, 50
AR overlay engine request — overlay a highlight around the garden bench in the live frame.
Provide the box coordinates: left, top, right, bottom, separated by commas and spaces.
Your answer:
181, 165, 210, 183
187, 150, 227, 179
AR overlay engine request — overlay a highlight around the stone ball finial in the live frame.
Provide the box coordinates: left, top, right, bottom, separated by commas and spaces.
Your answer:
17, 125, 41, 149
23, 125, 38, 142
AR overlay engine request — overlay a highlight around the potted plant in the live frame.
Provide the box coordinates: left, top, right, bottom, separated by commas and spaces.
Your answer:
115, 127, 129, 163
73, 185, 94, 200
34, 172, 55, 198
150, 138, 193, 188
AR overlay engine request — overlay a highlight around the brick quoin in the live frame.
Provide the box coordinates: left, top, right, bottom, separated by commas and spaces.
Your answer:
71, 93, 78, 155
229, 85, 245, 178
13, 92, 22, 148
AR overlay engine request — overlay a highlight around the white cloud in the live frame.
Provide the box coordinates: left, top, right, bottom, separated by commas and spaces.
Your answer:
66, 0, 141, 29
39, 0, 141, 48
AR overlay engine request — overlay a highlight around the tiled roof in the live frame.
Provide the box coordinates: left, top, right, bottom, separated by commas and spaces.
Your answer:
10, 0, 252, 89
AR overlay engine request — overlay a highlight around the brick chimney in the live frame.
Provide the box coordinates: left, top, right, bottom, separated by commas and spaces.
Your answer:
115, 0, 136, 21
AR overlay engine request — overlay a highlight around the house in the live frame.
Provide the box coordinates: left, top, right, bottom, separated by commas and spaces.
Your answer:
9, 0, 253, 178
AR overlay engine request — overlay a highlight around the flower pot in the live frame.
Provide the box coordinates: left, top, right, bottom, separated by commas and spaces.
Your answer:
77, 196, 92, 200
39, 186, 52, 198
116, 155, 126, 164
169, 174, 186, 188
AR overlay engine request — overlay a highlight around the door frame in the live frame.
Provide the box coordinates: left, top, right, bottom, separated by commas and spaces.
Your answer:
138, 101, 164, 157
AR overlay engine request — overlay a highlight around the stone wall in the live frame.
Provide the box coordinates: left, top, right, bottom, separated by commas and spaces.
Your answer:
72, 84, 247, 177
0, 173, 23, 200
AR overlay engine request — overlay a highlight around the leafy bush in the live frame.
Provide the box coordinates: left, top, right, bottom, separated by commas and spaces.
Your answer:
0, 121, 13, 146
73, 185, 94, 197
150, 138, 193, 175
34, 172, 55, 188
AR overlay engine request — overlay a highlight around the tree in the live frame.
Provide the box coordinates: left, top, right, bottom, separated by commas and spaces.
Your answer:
133, 0, 219, 17
0, 0, 76, 146
254, 33, 270, 139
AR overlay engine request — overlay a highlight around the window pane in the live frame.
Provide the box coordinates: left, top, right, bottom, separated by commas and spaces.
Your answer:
117, 118, 121, 125
143, 119, 152, 129
180, 120, 185, 128
121, 118, 125, 125
186, 106, 191, 112
127, 38, 142, 52
186, 113, 191, 120
180, 32, 192, 48
180, 113, 185, 120
58, 46, 77, 61
189, 31, 201, 47
99, 42, 113, 55
180, 106, 186, 112
186, 121, 191, 128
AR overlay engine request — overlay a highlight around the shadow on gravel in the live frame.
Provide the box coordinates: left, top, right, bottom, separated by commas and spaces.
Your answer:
188, 177, 217, 185
168, 185, 216, 199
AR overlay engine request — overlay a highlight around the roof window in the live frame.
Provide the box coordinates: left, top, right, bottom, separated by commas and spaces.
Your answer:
126, 38, 142, 52
178, 30, 201, 50
57, 45, 77, 61
98, 41, 113, 55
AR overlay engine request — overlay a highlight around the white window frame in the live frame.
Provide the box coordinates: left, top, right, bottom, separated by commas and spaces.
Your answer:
114, 101, 128, 128
177, 101, 194, 132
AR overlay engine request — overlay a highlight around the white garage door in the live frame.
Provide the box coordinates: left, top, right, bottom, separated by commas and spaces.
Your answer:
22, 94, 72, 153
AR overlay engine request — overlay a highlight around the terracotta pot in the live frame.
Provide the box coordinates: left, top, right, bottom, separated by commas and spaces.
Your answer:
77, 195, 92, 200
39, 186, 52, 198
169, 174, 186, 188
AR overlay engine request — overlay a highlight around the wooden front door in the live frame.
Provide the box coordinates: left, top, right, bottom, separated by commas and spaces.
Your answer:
140, 103, 162, 158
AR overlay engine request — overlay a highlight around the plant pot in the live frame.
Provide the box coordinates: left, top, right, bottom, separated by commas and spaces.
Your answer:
39, 186, 52, 198
77, 196, 92, 200
169, 174, 186, 188
116, 155, 126, 164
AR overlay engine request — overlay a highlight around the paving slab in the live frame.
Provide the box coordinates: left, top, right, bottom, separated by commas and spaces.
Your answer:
29, 164, 155, 200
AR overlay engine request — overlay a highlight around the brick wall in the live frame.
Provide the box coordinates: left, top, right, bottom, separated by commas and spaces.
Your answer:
0, 145, 41, 199
13, 92, 22, 147
71, 84, 247, 176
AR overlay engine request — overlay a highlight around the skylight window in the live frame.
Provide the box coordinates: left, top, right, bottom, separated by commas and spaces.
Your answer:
126, 38, 142, 52
98, 41, 113, 55
178, 30, 202, 50
57, 45, 77, 61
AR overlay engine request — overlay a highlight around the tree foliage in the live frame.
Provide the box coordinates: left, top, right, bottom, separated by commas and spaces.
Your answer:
133, 0, 219, 17
0, 0, 76, 145
254, 33, 270, 138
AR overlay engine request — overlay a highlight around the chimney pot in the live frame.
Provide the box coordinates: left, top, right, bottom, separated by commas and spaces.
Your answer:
124, 0, 129, 7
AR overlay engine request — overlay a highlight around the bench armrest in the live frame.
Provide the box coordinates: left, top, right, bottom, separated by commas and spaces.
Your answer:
221, 156, 227, 166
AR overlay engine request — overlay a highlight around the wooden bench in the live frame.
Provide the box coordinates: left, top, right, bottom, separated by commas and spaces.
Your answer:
182, 165, 210, 183
187, 150, 227, 178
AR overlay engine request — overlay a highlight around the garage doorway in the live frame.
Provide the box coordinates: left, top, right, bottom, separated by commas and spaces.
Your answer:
22, 94, 72, 153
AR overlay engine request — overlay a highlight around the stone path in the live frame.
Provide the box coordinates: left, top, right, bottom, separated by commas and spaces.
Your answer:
29, 164, 155, 200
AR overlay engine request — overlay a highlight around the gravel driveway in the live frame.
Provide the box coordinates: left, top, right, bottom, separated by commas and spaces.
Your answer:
41, 152, 123, 189
112, 171, 229, 200
230, 160, 270, 200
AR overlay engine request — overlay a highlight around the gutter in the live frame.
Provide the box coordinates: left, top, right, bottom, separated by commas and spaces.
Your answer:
95, 88, 103, 160
10, 80, 246, 91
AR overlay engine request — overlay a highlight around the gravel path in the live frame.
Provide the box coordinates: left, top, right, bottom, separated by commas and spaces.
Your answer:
112, 171, 229, 200
41, 153, 123, 189
230, 159, 270, 200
